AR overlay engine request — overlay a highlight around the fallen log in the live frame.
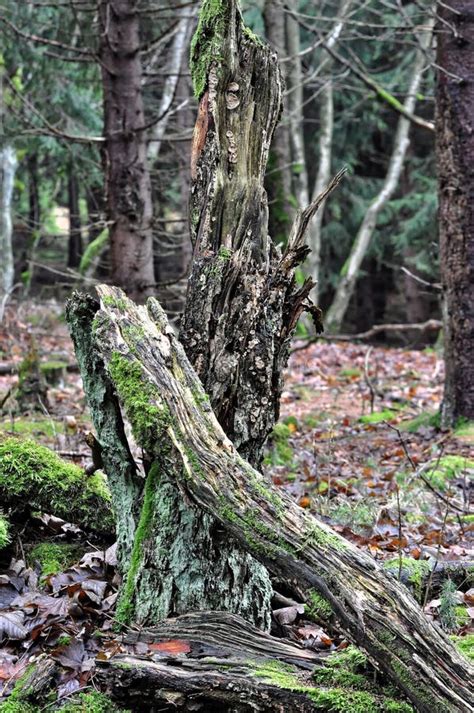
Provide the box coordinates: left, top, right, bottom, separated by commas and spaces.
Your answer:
68, 285, 473, 713
97, 612, 412, 712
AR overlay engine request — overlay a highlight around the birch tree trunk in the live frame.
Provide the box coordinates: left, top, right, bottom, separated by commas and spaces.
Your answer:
325, 21, 433, 333
0, 144, 17, 323
436, 0, 474, 426
146, 9, 193, 164
263, 0, 295, 242
98, 0, 155, 302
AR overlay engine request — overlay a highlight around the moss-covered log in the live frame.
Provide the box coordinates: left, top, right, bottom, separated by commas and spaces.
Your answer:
0, 437, 114, 534
70, 285, 473, 713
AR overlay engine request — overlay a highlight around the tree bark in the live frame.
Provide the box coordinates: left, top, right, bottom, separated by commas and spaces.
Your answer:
98, 0, 155, 302
325, 20, 433, 333
436, 0, 474, 426
67, 164, 83, 268
69, 284, 473, 713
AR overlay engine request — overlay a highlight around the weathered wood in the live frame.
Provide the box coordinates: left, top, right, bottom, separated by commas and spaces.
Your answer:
97, 612, 408, 712
182, 0, 325, 466
75, 284, 473, 713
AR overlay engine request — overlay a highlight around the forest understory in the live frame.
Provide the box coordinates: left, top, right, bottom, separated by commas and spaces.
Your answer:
0, 300, 472, 711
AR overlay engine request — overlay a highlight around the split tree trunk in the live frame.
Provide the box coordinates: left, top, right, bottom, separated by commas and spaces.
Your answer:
436, 0, 474, 426
98, 0, 155, 302
68, 284, 473, 713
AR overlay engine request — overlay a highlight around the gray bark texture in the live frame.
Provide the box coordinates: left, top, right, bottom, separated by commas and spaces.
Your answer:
68, 284, 473, 713
436, 0, 474, 426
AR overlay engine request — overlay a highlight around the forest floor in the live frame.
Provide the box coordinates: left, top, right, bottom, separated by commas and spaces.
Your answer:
0, 300, 473, 702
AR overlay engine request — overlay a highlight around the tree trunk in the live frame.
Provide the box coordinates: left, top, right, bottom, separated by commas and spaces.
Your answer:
436, 0, 474, 426
0, 144, 16, 322
68, 284, 473, 713
325, 20, 433, 333
67, 164, 83, 268
98, 0, 155, 302
263, 0, 295, 243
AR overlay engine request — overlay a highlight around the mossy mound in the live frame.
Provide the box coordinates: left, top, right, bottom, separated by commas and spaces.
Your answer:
0, 437, 114, 533
399, 411, 440, 433
454, 420, 474, 444
359, 410, 397, 425
451, 633, 474, 662
425, 455, 474, 491
263, 422, 295, 467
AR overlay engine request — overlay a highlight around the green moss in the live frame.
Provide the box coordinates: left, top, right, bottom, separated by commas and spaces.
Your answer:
399, 411, 440, 433
383, 558, 430, 602
425, 455, 474, 491
116, 461, 160, 625
57, 634, 72, 647
0, 515, 10, 549
29, 542, 82, 577
102, 295, 127, 311
60, 691, 129, 713
306, 590, 333, 620
0, 438, 113, 532
109, 353, 171, 452
190, 0, 227, 99
454, 420, 474, 442
299, 522, 347, 551
251, 659, 411, 712
455, 605, 470, 627
339, 368, 361, 378
40, 360, 68, 372
264, 422, 295, 467
190, 0, 264, 99
218, 246, 233, 259
451, 633, 474, 662
359, 410, 397, 424
313, 646, 370, 690
0, 665, 38, 713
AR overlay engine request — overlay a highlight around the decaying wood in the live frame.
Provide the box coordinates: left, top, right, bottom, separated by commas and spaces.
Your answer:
71, 284, 473, 713
182, 0, 339, 466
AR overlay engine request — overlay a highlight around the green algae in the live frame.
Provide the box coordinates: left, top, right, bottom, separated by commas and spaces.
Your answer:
0, 437, 113, 532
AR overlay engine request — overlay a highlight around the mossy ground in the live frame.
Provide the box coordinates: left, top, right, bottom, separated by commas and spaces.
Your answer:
0, 683, 129, 713
424, 454, 474, 491
0, 437, 113, 532
451, 633, 474, 662
359, 410, 397, 424
28, 542, 83, 578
